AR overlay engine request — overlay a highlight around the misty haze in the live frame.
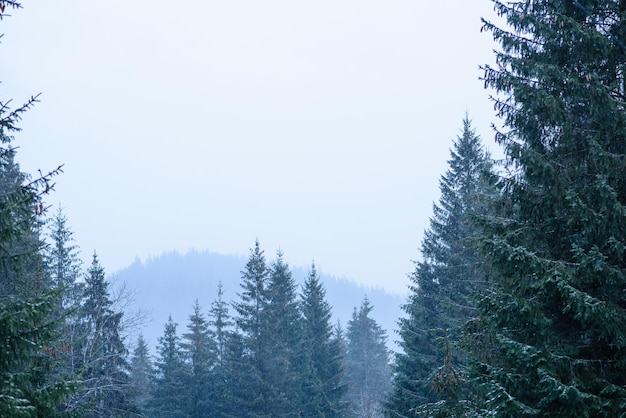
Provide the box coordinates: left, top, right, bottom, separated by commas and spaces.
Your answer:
3, 0, 626, 417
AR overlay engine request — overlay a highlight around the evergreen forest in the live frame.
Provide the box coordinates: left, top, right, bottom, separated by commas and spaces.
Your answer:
3, 0, 626, 417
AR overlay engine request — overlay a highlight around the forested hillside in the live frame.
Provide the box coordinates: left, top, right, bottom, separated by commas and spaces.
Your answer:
110, 249, 404, 354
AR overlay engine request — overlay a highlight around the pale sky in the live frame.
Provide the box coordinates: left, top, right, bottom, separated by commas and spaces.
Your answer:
3, 1, 501, 295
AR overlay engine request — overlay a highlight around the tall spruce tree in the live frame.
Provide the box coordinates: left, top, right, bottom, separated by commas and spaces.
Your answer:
345, 298, 391, 418
45, 206, 85, 394
0, 3, 74, 413
465, 1, 626, 415
181, 299, 216, 417
300, 262, 348, 417
231, 239, 272, 416
264, 251, 306, 415
72, 253, 133, 417
148, 315, 188, 417
208, 282, 234, 417
385, 116, 495, 417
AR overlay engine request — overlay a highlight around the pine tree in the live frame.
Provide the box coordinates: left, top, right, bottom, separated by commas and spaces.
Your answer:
0, 146, 51, 300
44, 206, 85, 394
210, 281, 232, 369
220, 329, 257, 417
45, 206, 82, 298
300, 262, 348, 417
345, 298, 391, 418
72, 253, 133, 416
0, 292, 76, 417
465, 1, 626, 415
264, 251, 306, 415
385, 116, 495, 417
148, 315, 188, 417
0, 3, 73, 413
181, 299, 216, 417
128, 334, 154, 415
231, 239, 272, 416
208, 282, 234, 417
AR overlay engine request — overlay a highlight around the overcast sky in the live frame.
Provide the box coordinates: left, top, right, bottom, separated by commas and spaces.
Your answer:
3, 1, 501, 294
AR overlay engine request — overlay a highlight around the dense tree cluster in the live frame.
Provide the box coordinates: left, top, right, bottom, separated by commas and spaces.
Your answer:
142, 242, 390, 417
387, 0, 626, 417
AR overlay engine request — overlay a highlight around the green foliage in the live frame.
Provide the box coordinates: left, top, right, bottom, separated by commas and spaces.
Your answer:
231, 240, 271, 416
0, 293, 76, 417
71, 253, 134, 417
45, 206, 82, 303
386, 117, 496, 417
465, 0, 626, 415
264, 251, 306, 414
181, 300, 216, 417
300, 263, 348, 417
229, 243, 308, 416
0, 4, 74, 414
345, 298, 391, 417
148, 316, 188, 418
128, 334, 154, 414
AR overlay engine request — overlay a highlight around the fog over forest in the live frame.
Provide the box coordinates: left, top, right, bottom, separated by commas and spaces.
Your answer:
3, 1, 626, 417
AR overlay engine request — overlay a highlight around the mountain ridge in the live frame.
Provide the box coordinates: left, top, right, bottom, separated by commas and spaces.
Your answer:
110, 249, 406, 353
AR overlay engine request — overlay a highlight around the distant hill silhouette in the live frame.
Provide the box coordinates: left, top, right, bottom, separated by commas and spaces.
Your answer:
110, 249, 406, 353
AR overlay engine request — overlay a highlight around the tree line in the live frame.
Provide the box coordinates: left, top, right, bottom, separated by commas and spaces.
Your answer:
2, 188, 392, 417
5, 0, 626, 417
137, 242, 391, 417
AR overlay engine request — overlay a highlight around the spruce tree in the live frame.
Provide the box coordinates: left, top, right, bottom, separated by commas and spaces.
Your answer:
220, 329, 258, 417
148, 315, 188, 417
0, 292, 76, 417
0, 146, 51, 299
231, 239, 272, 416
128, 334, 154, 415
181, 299, 216, 417
210, 281, 232, 369
45, 206, 85, 394
45, 206, 82, 299
72, 253, 134, 416
264, 251, 305, 415
300, 262, 348, 417
345, 298, 391, 418
208, 282, 234, 417
465, 1, 626, 415
385, 116, 495, 417
0, 3, 73, 413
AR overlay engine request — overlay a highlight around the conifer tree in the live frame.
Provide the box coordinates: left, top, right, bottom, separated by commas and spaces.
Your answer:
385, 116, 495, 417
345, 298, 391, 418
72, 253, 133, 416
220, 329, 257, 417
210, 281, 232, 369
46, 206, 82, 299
0, 3, 74, 413
128, 334, 154, 415
0, 146, 51, 299
208, 282, 234, 417
264, 251, 305, 414
45, 207, 85, 391
0, 292, 76, 417
181, 299, 216, 417
465, 1, 626, 415
231, 239, 272, 416
148, 315, 188, 417
300, 262, 348, 417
